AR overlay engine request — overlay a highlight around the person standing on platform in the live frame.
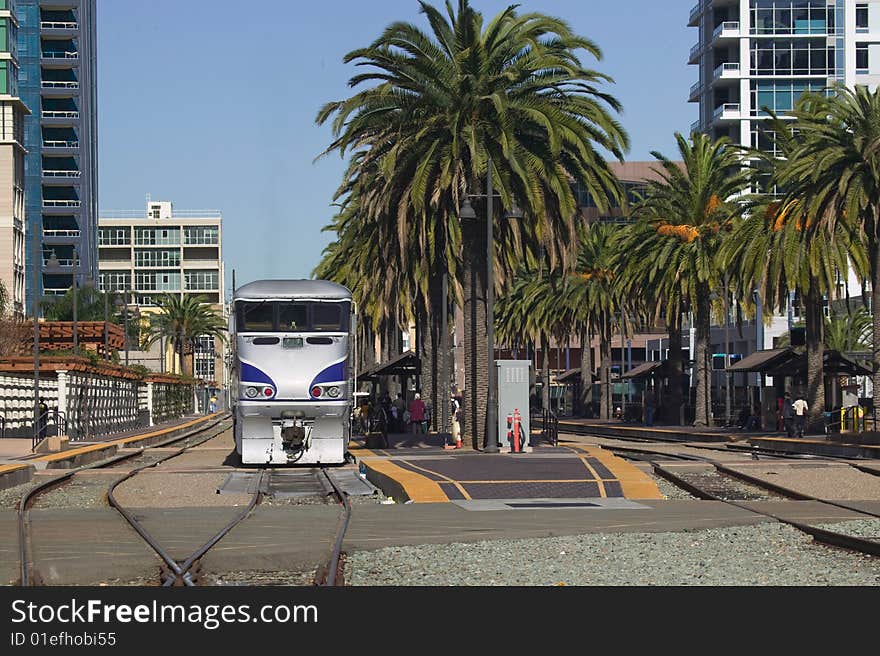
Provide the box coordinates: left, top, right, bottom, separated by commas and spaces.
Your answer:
792, 393, 809, 438
644, 393, 655, 427
392, 393, 406, 432
409, 393, 426, 434
37, 398, 49, 438
781, 391, 794, 438
447, 393, 463, 449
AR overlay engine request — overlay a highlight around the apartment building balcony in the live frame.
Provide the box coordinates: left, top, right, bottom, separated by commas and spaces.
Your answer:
40, 50, 79, 63
40, 21, 78, 35
182, 259, 220, 269
42, 257, 78, 269
688, 42, 703, 65
712, 102, 741, 121
43, 229, 81, 244
41, 80, 79, 91
43, 288, 69, 297
96, 260, 131, 271
42, 199, 81, 209
689, 81, 703, 103
41, 110, 80, 123
42, 169, 81, 181
41, 140, 79, 154
690, 119, 702, 133
712, 21, 740, 42
688, 0, 707, 27
712, 62, 741, 84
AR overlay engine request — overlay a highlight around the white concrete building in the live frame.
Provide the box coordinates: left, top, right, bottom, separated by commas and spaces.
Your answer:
97, 198, 226, 387
690, 0, 879, 406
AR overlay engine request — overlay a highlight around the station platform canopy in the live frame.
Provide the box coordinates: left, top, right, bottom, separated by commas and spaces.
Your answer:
726, 348, 871, 377
621, 360, 673, 380
357, 350, 420, 382
555, 368, 599, 384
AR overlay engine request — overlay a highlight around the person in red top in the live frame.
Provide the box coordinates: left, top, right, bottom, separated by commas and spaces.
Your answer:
409, 393, 427, 434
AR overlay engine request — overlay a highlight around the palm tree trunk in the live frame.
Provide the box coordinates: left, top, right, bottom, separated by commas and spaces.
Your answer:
579, 325, 593, 417
541, 332, 550, 413
462, 217, 488, 449
872, 239, 880, 427
667, 312, 684, 426
694, 287, 711, 427
805, 285, 825, 435
599, 312, 612, 420
418, 288, 436, 430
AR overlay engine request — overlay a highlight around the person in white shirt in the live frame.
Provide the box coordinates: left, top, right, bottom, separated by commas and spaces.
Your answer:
792, 394, 809, 438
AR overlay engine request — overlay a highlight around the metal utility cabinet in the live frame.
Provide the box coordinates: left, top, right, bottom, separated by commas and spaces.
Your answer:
495, 360, 531, 453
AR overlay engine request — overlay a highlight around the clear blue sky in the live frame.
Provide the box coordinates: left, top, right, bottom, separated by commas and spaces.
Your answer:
97, 0, 696, 290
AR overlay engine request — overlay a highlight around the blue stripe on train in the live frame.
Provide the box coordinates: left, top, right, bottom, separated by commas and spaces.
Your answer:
241, 362, 276, 389
310, 360, 347, 388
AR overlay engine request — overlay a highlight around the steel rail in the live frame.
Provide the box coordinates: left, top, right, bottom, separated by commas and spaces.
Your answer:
651, 461, 880, 558
106, 421, 233, 586
17, 416, 227, 586
319, 468, 352, 587
166, 470, 268, 586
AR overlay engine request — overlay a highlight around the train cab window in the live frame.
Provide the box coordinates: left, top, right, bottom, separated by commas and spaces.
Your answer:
278, 303, 308, 331
237, 302, 274, 332
312, 303, 345, 332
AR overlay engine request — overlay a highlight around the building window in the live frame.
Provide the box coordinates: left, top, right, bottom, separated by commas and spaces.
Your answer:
856, 4, 869, 32
184, 226, 219, 245
857, 43, 869, 73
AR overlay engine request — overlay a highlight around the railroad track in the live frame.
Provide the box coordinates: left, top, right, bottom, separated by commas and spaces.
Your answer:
600, 445, 880, 558
312, 468, 352, 587
554, 420, 854, 461
17, 416, 233, 586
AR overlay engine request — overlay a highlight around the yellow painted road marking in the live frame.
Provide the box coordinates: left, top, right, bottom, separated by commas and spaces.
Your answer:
363, 458, 448, 503
576, 456, 607, 497
0, 463, 30, 474
397, 460, 472, 500
568, 444, 663, 500
443, 479, 616, 484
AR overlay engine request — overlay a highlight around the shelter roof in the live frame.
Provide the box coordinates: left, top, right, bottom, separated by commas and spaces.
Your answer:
726, 348, 796, 373
358, 351, 420, 381
621, 361, 666, 379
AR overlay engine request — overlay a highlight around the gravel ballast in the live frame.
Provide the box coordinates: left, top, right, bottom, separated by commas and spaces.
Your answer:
343, 523, 880, 586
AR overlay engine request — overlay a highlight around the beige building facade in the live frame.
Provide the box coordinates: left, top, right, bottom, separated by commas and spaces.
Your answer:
0, 2, 28, 317
98, 198, 226, 387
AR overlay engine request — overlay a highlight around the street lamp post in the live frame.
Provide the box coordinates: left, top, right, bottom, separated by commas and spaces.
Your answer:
72, 248, 78, 356
115, 298, 129, 366
32, 223, 42, 442
103, 289, 109, 359
460, 156, 522, 452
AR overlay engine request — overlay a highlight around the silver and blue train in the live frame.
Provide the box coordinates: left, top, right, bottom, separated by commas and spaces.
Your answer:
230, 279, 354, 465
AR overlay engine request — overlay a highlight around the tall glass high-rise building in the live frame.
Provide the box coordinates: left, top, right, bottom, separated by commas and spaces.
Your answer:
17, 0, 97, 310
690, 1, 880, 388
690, 1, 880, 147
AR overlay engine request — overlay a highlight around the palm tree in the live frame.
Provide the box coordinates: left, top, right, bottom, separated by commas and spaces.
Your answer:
826, 306, 873, 352
316, 0, 628, 447
564, 223, 630, 420
775, 86, 880, 417
143, 294, 226, 377
42, 285, 109, 322
627, 132, 751, 426
722, 196, 864, 432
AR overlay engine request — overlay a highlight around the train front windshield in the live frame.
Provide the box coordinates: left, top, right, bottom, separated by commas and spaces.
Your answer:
236, 301, 350, 333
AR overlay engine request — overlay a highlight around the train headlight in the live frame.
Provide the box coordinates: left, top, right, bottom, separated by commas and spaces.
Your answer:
245, 387, 259, 399
326, 386, 340, 398
264, 387, 274, 397
311, 386, 323, 398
